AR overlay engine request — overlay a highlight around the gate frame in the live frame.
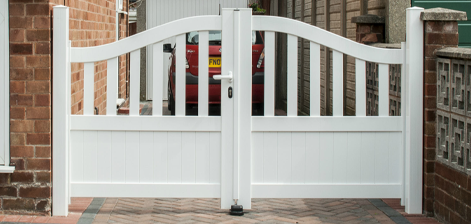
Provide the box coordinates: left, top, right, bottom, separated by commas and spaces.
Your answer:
52, 6, 424, 216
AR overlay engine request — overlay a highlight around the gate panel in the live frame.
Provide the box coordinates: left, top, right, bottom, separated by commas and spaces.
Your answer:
70, 130, 221, 197
252, 131, 402, 186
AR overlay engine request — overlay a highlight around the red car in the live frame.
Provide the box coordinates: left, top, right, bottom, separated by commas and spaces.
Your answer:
164, 31, 265, 115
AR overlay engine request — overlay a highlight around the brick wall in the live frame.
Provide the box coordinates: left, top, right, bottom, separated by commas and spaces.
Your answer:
423, 20, 459, 219
3, 0, 128, 215
5, 0, 52, 215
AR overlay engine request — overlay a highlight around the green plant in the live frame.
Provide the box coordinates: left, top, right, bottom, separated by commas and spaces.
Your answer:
249, 2, 266, 13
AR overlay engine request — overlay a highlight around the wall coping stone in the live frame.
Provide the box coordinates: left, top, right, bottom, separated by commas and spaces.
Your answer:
368, 43, 401, 49
352, 14, 385, 24
420, 7, 467, 21
436, 47, 471, 60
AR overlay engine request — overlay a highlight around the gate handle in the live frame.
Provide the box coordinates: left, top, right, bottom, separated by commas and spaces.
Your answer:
213, 71, 233, 83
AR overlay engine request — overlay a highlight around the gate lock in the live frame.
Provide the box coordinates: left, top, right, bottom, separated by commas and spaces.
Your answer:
228, 87, 233, 98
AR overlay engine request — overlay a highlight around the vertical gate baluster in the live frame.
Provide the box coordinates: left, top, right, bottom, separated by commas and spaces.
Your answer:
198, 31, 209, 116
153, 42, 163, 116
84, 63, 94, 115
333, 50, 343, 116
264, 31, 275, 116
310, 42, 320, 116
356, 59, 366, 116
287, 34, 297, 116
130, 50, 140, 116
106, 58, 118, 116
378, 63, 389, 116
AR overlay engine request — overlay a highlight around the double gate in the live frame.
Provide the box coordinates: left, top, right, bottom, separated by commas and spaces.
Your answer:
52, 6, 424, 216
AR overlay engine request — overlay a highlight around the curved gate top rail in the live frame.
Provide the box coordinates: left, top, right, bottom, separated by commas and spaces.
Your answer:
252, 16, 403, 64
71, 14, 403, 64
70, 15, 222, 63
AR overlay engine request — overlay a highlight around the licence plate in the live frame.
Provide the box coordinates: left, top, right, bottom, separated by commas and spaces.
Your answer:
209, 57, 221, 67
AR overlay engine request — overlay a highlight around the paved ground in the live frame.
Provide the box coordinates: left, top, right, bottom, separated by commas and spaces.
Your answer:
0, 198, 441, 223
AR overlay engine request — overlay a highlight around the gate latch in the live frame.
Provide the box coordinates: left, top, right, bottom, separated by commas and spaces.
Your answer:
228, 87, 233, 98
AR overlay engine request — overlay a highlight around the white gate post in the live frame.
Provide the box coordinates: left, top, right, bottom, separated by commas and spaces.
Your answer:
52, 5, 70, 216
220, 8, 236, 209
405, 6, 424, 214
236, 8, 253, 209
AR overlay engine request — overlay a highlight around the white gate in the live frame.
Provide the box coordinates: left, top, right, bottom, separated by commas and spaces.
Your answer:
52, 6, 424, 216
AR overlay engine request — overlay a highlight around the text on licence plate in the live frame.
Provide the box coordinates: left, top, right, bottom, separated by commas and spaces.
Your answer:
209, 57, 221, 67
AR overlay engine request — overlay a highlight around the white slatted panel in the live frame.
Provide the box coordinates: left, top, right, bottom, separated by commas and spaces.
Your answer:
277, 132, 291, 183
83, 63, 94, 115
83, 131, 97, 182
346, 132, 362, 183
152, 42, 163, 116
198, 31, 209, 116
252, 132, 264, 183
154, 132, 168, 183
182, 132, 196, 183
251, 131, 402, 184
389, 132, 402, 183
139, 132, 154, 183
175, 34, 186, 116
332, 50, 343, 116
375, 132, 389, 183
70, 131, 84, 182
319, 132, 334, 182
305, 132, 320, 183
264, 31, 275, 116
291, 133, 306, 183
130, 50, 140, 116
378, 63, 389, 116
355, 59, 366, 116
361, 132, 375, 183
263, 132, 277, 182
333, 132, 348, 183
71, 131, 221, 184
106, 58, 118, 115
125, 132, 139, 182
97, 131, 111, 182
310, 42, 321, 116
209, 132, 221, 183
111, 131, 126, 182
167, 132, 182, 183
287, 35, 297, 116
195, 132, 210, 183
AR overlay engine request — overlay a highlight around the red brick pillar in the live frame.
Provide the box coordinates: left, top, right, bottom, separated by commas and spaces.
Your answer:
352, 14, 385, 44
421, 8, 467, 218
4, 0, 52, 215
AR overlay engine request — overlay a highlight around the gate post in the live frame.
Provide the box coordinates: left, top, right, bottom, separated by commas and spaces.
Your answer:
52, 5, 70, 216
405, 6, 424, 214
236, 8, 253, 209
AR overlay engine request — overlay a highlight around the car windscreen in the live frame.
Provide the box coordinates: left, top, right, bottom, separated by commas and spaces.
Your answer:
186, 31, 264, 45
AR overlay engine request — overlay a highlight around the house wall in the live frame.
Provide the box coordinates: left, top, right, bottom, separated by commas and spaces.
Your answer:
3, 0, 128, 215
282, 0, 385, 115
